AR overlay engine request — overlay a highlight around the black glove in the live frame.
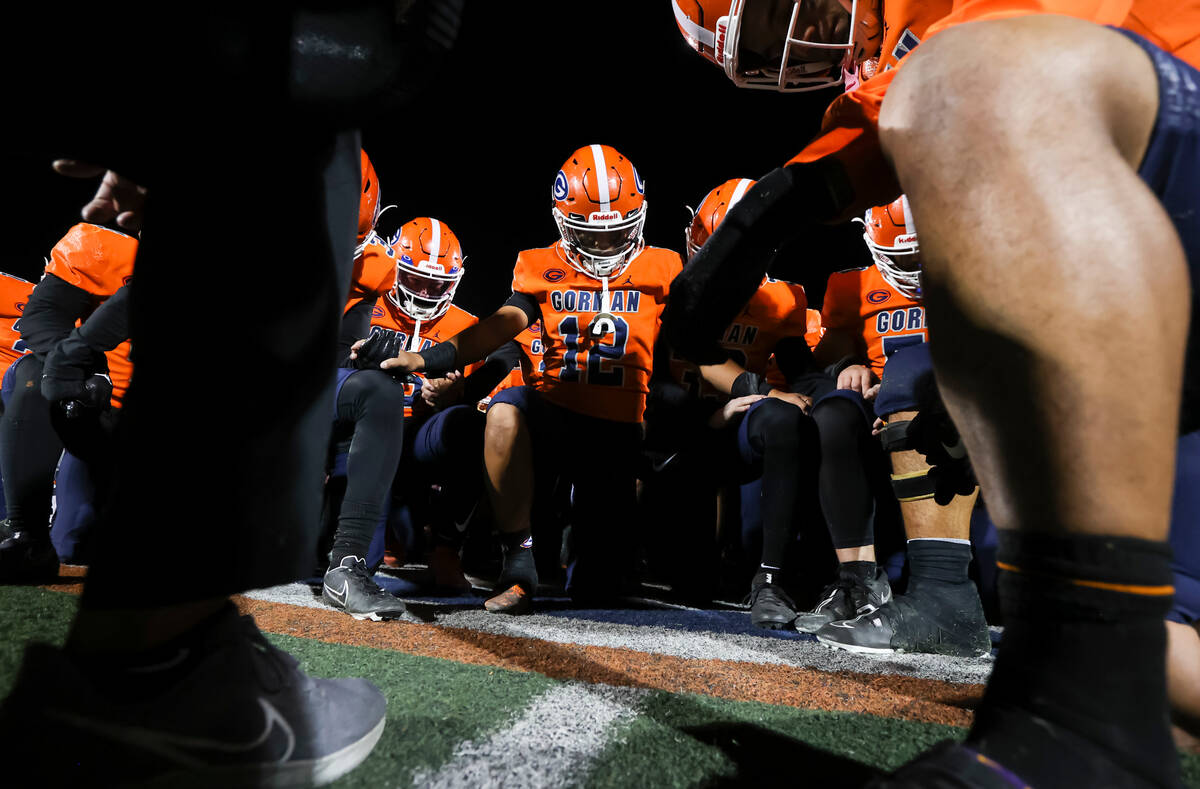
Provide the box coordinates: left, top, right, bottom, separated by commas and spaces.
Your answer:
906, 407, 978, 505
351, 329, 407, 370
41, 333, 110, 409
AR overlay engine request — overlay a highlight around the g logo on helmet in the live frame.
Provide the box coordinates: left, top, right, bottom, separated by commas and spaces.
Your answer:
867, 289, 891, 304
543, 268, 567, 283
553, 170, 569, 202
633, 166, 645, 195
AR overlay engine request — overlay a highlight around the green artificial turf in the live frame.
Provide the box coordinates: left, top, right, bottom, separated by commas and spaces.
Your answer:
1, 585, 1198, 788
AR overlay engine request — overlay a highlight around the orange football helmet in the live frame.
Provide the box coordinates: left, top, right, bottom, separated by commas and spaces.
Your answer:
685, 177, 756, 259
671, 0, 882, 92
386, 217, 465, 321
552, 144, 646, 277
860, 195, 920, 298
359, 149, 382, 242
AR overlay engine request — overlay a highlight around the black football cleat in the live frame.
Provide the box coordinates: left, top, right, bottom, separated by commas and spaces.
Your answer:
0, 530, 60, 585
793, 565, 892, 634
0, 607, 386, 787
816, 583, 990, 657
749, 571, 798, 630
486, 535, 538, 615
322, 556, 407, 621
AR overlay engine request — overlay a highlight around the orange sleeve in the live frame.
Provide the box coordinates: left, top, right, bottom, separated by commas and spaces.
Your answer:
820, 272, 861, 331
44, 224, 138, 297
787, 71, 902, 222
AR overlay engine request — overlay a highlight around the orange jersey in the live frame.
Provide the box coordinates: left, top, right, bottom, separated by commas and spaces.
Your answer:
512, 243, 683, 423
805, 308, 826, 351
368, 301, 478, 418
822, 265, 925, 378
672, 277, 811, 400
0, 273, 34, 376
44, 223, 137, 407
878, 0, 954, 72
345, 235, 396, 314
790, 0, 1200, 219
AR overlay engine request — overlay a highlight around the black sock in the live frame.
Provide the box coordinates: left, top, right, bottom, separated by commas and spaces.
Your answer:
330, 498, 380, 569
71, 602, 241, 702
968, 532, 1179, 787
906, 538, 972, 591
838, 560, 878, 583
498, 530, 537, 592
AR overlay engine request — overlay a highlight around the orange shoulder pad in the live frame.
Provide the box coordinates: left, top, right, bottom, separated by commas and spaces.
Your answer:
44, 224, 137, 297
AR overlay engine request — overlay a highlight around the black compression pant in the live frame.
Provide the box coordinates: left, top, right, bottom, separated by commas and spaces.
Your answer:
811, 397, 878, 550
329, 371, 406, 567
0, 356, 62, 538
741, 398, 820, 569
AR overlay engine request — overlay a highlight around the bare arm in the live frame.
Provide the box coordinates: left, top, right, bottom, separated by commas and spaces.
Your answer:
379, 305, 529, 373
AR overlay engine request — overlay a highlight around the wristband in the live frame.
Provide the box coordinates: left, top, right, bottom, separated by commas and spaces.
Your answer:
418, 342, 459, 377
731, 371, 767, 399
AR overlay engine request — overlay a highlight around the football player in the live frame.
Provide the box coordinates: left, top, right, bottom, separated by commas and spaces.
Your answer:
377, 144, 683, 614
0, 272, 35, 524
793, 196, 989, 658
0, 224, 136, 583
337, 216, 521, 612
671, 0, 1198, 785
647, 177, 827, 627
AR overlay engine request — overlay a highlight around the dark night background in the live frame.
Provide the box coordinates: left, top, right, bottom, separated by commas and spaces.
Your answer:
5, 2, 869, 314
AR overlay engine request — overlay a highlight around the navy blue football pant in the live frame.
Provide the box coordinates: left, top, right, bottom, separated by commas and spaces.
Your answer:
488, 386, 640, 596
0, 355, 62, 536
1169, 430, 1200, 625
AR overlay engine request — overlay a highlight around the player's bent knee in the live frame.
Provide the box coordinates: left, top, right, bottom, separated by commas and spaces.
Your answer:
881, 16, 1156, 175
484, 402, 525, 445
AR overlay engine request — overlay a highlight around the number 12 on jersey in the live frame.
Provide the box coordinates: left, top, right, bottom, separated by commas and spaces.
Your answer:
558, 315, 628, 386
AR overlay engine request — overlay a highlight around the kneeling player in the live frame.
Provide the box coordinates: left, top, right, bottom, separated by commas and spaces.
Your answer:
648, 178, 826, 627
800, 197, 989, 657
378, 144, 682, 614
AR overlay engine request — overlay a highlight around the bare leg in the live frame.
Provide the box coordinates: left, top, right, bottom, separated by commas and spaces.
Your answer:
483, 403, 534, 536
880, 15, 1185, 785
482, 402, 538, 612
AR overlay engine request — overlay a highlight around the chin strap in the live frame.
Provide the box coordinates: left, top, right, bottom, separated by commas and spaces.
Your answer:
589, 275, 617, 337
409, 318, 424, 352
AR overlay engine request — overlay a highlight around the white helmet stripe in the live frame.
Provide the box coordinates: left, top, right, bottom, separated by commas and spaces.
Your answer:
671, 0, 716, 49
590, 144, 611, 211
729, 178, 753, 207
429, 218, 442, 266
900, 194, 916, 236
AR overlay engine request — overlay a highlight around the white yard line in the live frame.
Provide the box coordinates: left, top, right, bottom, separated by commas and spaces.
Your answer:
409, 683, 644, 789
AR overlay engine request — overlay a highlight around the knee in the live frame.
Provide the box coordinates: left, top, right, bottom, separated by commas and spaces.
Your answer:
352, 372, 407, 421
812, 398, 865, 450
879, 17, 1150, 178
751, 399, 813, 449
485, 403, 525, 449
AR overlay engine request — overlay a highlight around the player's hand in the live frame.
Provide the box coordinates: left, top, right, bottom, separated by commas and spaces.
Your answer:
421, 371, 464, 409
352, 330, 406, 370
708, 394, 763, 429
767, 389, 813, 414
52, 161, 148, 232
871, 417, 886, 436
380, 350, 425, 374
864, 383, 881, 401
837, 364, 877, 397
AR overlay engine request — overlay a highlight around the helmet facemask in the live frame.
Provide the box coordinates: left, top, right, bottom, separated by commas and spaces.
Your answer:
554, 206, 646, 278
678, 0, 882, 93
